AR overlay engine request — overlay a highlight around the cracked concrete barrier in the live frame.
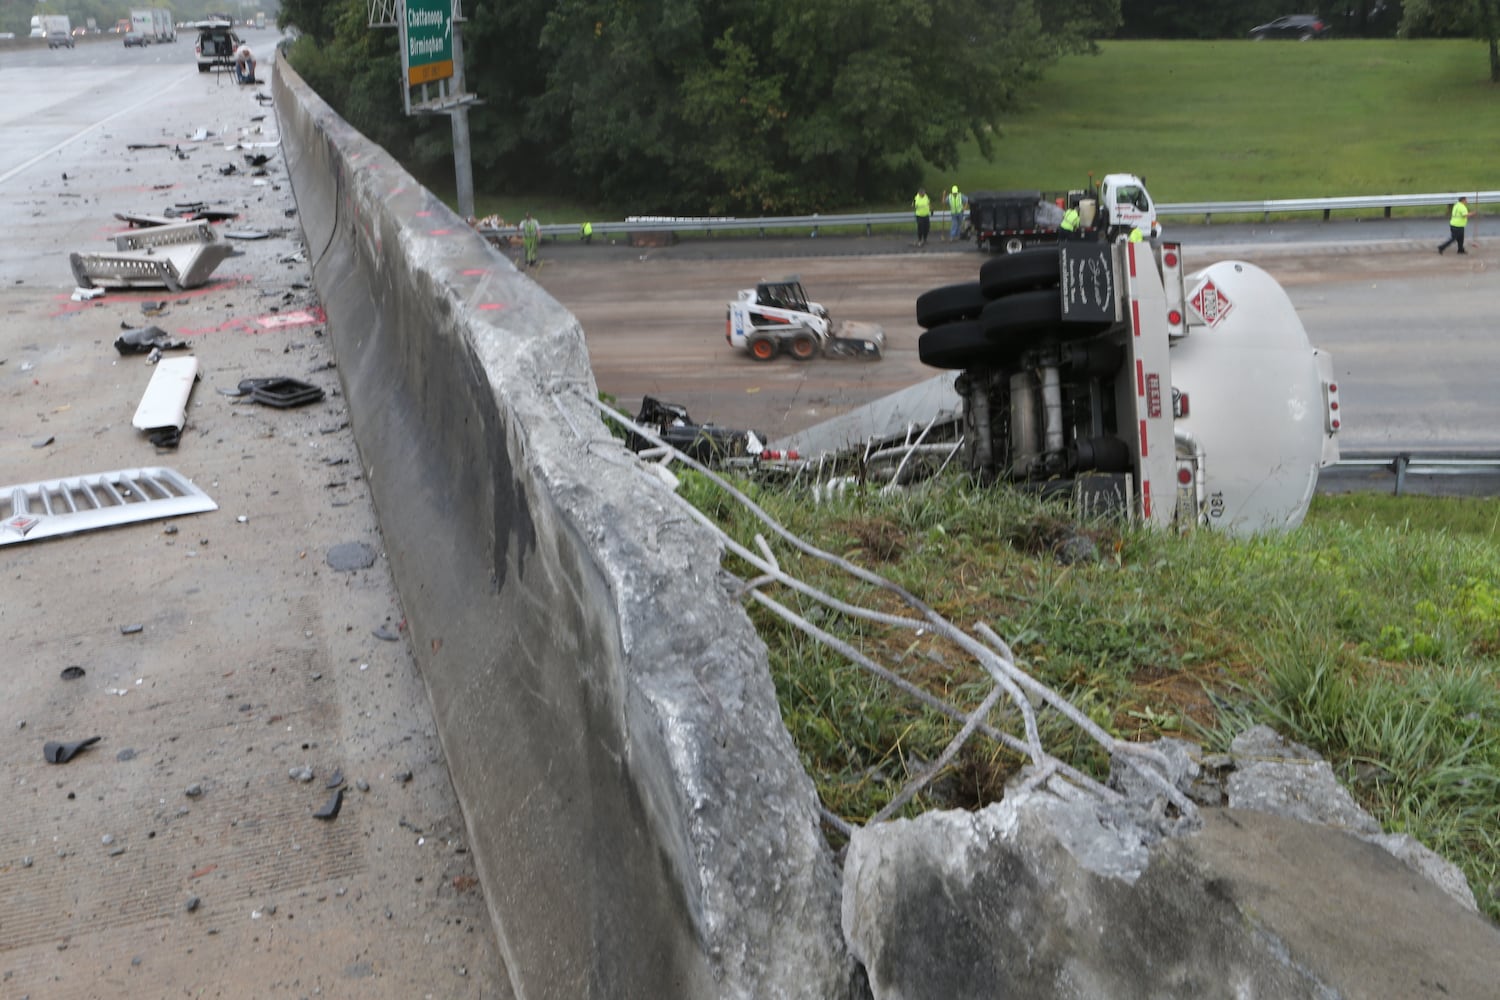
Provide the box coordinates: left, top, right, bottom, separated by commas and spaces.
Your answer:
273, 57, 848, 998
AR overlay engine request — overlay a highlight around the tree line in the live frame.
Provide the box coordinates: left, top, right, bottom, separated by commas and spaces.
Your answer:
275, 0, 1496, 215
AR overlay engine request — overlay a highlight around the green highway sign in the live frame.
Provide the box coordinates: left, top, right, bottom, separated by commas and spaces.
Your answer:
404, 0, 453, 86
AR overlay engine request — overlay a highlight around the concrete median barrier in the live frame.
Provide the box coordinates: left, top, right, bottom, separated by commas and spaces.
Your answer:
273, 56, 848, 1000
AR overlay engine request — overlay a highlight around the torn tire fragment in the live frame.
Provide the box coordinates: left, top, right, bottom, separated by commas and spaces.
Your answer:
313, 787, 343, 820
44, 736, 102, 764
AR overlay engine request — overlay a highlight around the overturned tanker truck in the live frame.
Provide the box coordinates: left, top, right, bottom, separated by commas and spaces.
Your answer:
911, 242, 1341, 535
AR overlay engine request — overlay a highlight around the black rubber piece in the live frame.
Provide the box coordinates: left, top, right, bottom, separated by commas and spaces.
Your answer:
918, 320, 1016, 370
313, 787, 344, 820
915, 282, 987, 329
44, 736, 101, 764
980, 248, 1061, 298
247, 378, 325, 408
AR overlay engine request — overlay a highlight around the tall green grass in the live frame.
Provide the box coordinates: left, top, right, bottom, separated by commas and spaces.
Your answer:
686, 473, 1500, 922
942, 40, 1500, 203
446, 40, 1500, 221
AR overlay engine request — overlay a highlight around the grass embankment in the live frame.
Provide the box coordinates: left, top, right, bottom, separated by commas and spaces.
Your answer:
455, 40, 1500, 225
679, 471, 1500, 921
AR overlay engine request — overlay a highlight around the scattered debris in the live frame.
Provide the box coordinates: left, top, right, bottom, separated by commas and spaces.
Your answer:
326, 768, 344, 789
326, 542, 377, 572
114, 220, 218, 253
373, 624, 400, 642
248, 377, 324, 408
0, 467, 218, 547
244, 152, 271, 168
44, 736, 102, 764
60, 666, 85, 680
185, 783, 204, 798
627, 396, 766, 464
32, 436, 54, 449
186, 896, 201, 913
223, 230, 269, 240
127, 143, 170, 151
70, 286, 106, 302
313, 787, 344, 821
116, 748, 138, 762
115, 326, 188, 356
132, 356, 199, 445
289, 766, 315, 783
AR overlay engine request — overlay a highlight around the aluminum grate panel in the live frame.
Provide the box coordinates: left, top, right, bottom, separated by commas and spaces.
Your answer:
1, 467, 217, 545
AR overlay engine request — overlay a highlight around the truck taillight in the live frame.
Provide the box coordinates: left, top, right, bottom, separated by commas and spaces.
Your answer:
1159, 243, 1187, 338
1325, 380, 1341, 432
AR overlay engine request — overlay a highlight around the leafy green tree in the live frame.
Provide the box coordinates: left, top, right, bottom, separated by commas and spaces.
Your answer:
279, 0, 1123, 213
534, 0, 1121, 213
1402, 0, 1500, 80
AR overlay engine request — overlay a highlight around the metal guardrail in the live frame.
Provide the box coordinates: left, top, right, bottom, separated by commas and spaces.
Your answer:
494, 189, 1500, 240
1332, 452, 1500, 496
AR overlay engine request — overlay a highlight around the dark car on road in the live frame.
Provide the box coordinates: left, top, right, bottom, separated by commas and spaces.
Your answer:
123, 31, 149, 47
47, 30, 75, 48
1250, 15, 1331, 40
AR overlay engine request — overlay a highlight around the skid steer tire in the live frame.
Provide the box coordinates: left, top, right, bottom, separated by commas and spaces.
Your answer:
747, 334, 778, 362
918, 320, 1016, 370
916, 281, 987, 329
980, 248, 1060, 298
789, 333, 818, 361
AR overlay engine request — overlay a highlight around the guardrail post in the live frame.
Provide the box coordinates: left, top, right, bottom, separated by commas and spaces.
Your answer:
1384, 206, 1392, 218
1323, 209, 1331, 221
1389, 453, 1410, 496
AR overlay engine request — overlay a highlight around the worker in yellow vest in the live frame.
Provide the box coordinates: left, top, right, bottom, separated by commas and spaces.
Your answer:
1437, 196, 1473, 255
580, 221, 593, 244
946, 185, 965, 241
913, 188, 932, 247
1060, 203, 1082, 241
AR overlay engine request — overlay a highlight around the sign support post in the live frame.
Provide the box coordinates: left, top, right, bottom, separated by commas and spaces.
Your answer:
379, 0, 479, 220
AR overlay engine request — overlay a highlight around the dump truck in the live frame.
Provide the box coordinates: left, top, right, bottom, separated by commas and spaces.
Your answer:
726, 278, 885, 361
969, 173, 1161, 254
914, 241, 1339, 535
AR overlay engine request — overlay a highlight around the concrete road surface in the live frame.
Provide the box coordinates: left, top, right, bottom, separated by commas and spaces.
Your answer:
0, 54, 511, 999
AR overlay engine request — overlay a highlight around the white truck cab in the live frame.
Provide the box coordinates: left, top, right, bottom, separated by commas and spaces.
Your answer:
1096, 173, 1162, 242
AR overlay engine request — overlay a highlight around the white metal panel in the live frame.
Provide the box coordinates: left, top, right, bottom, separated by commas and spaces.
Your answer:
133, 356, 199, 431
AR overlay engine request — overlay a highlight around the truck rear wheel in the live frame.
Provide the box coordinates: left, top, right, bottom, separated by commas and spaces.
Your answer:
1003, 237, 1026, 255
789, 333, 818, 360
980, 249, 1060, 298
918, 320, 1018, 370
915, 282, 986, 329
747, 334, 777, 361
981, 290, 1114, 343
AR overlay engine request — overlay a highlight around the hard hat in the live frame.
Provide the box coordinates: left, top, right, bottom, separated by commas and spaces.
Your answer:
951, 185, 958, 193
